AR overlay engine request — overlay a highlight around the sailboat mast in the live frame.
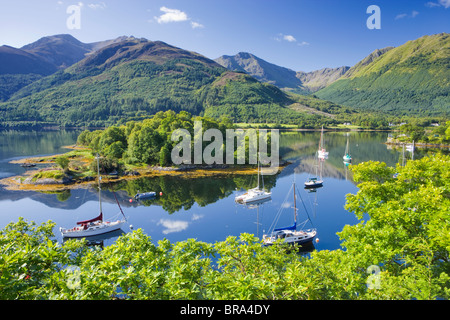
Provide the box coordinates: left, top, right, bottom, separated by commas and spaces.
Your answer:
257, 152, 260, 189
293, 182, 297, 225
96, 154, 103, 217
319, 126, 323, 150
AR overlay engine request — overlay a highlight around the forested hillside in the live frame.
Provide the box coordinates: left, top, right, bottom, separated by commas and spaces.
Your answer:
316, 33, 450, 116
0, 37, 349, 128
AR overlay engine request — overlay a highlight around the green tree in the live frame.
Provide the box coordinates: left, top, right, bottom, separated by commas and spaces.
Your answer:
55, 155, 70, 172
341, 155, 450, 299
159, 143, 171, 167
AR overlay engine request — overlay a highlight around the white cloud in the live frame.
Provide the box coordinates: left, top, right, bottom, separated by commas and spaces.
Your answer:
425, 0, 450, 8
439, 0, 450, 8
88, 2, 106, 10
425, 1, 441, 7
155, 6, 188, 24
395, 11, 419, 20
191, 21, 204, 29
283, 34, 297, 42
273, 33, 309, 46
395, 13, 408, 19
153, 7, 204, 29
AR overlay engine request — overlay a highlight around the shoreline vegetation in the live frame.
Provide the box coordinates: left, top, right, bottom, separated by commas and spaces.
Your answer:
1, 145, 287, 192
0, 111, 286, 192
1, 114, 448, 193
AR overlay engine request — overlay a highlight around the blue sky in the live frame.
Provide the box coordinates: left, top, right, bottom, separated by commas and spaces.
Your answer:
0, 0, 449, 71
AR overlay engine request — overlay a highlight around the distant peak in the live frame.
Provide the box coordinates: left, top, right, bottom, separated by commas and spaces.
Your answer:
236, 52, 256, 59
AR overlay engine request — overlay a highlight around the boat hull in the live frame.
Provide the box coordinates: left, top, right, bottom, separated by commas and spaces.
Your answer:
304, 180, 323, 189
235, 191, 271, 204
60, 220, 126, 238
263, 229, 317, 246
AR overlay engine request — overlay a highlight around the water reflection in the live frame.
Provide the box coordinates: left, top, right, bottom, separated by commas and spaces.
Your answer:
104, 174, 278, 214
1, 129, 448, 251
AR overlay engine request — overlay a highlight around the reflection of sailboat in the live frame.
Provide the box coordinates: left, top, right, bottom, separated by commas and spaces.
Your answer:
235, 154, 271, 204
263, 180, 316, 246
343, 134, 352, 163
244, 201, 268, 238
65, 229, 125, 248
317, 126, 329, 160
60, 155, 127, 238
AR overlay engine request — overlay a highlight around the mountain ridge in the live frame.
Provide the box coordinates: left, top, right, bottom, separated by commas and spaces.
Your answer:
316, 33, 450, 115
215, 52, 350, 93
2, 36, 340, 127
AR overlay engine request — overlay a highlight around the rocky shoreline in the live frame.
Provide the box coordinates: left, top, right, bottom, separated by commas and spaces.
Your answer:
1, 156, 288, 192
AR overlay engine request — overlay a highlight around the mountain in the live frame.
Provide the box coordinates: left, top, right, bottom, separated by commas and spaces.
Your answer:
20, 34, 93, 70
296, 66, 350, 92
215, 52, 304, 91
0, 34, 129, 101
215, 52, 350, 94
0, 45, 56, 76
2, 37, 344, 127
316, 33, 450, 116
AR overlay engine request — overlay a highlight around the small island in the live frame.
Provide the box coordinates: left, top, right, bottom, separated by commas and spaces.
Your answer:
1, 111, 285, 192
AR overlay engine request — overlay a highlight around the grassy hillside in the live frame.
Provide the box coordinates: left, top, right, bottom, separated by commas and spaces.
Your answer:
0, 38, 351, 128
316, 33, 450, 116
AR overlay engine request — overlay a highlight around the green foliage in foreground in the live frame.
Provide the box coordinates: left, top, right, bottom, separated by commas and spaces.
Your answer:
1, 155, 449, 299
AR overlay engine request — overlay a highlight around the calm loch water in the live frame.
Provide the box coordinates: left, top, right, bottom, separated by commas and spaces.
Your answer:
0, 129, 425, 250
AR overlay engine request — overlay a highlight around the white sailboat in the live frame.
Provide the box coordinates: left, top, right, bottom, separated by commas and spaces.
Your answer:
235, 154, 271, 204
305, 136, 324, 189
317, 126, 329, 160
343, 134, 352, 162
60, 155, 127, 238
304, 158, 323, 189
263, 180, 316, 246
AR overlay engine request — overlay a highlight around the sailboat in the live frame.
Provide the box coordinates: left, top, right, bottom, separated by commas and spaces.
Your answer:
317, 126, 329, 160
60, 155, 127, 238
305, 148, 324, 189
235, 154, 271, 204
343, 134, 352, 162
263, 180, 316, 246
304, 159, 323, 189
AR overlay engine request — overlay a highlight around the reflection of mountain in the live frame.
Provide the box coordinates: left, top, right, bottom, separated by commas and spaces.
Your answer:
1, 169, 279, 212
0, 187, 96, 209
0, 185, 131, 210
